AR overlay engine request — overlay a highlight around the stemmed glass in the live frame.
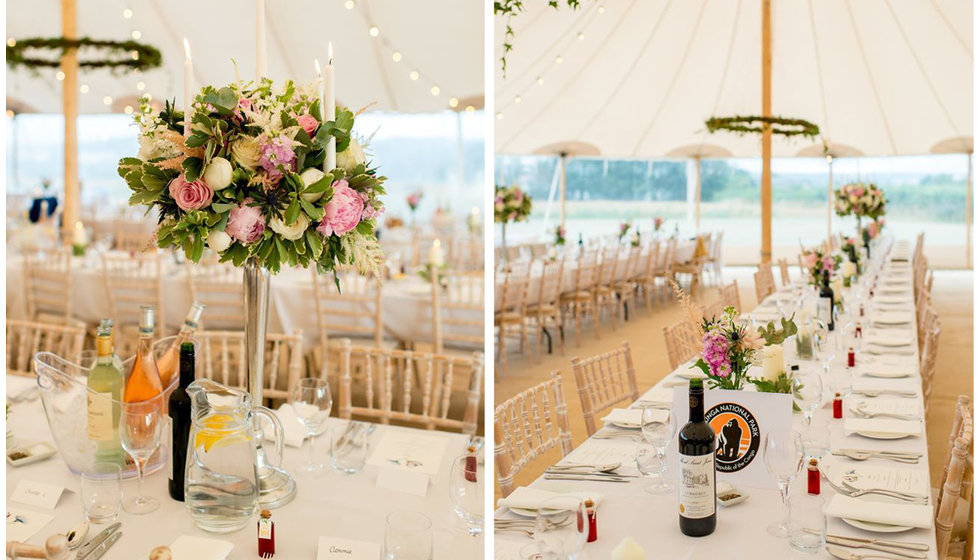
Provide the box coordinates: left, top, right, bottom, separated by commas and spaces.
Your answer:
449, 454, 484, 536
764, 432, 804, 538
290, 378, 332, 472
636, 407, 675, 494
791, 368, 823, 433
534, 497, 588, 560
119, 402, 163, 514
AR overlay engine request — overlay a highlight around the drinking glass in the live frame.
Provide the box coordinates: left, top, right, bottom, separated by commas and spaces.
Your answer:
764, 431, 804, 537
534, 497, 588, 560
789, 494, 827, 553
290, 378, 332, 472
639, 407, 675, 494
635, 443, 669, 494
791, 368, 823, 429
330, 421, 368, 475
801, 420, 830, 460
384, 510, 433, 560
80, 462, 121, 523
449, 454, 484, 536
119, 402, 163, 514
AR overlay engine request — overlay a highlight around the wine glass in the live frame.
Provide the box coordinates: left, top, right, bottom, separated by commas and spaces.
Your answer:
639, 407, 675, 494
449, 454, 484, 536
764, 432, 804, 537
791, 368, 823, 430
119, 401, 163, 514
290, 378, 332, 472
534, 497, 588, 560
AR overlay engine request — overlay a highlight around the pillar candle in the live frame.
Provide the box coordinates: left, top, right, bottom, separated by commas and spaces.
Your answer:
429, 239, 444, 267
762, 344, 784, 381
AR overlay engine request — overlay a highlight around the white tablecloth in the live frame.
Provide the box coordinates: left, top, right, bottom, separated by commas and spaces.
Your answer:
5, 389, 483, 559
495, 238, 939, 560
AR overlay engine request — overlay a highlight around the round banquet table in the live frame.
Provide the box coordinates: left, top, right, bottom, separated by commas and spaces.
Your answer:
4, 385, 484, 559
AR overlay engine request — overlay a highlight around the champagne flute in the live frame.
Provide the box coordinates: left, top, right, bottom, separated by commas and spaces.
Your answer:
119, 401, 163, 514
639, 407, 675, 494
764, 432, 804, 538
290, 378, 332, 472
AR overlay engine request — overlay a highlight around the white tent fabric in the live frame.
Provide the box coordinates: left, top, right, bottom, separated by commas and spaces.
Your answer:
494, 0, 973, 157
6, 0, 483, 115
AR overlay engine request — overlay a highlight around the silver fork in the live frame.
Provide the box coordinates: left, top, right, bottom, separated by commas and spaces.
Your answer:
841, 481, 929, 503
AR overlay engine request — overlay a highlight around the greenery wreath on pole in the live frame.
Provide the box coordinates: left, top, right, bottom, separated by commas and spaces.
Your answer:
7, 37, 163, 74
495, 0, 587, 76
704, 115, 820, 139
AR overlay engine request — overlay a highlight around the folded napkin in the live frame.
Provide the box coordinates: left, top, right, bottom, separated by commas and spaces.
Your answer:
825, 494, 932, 529
852, 378, 919, 393
849, 398, 922, 418
870, 311, 913, 325
860, 362, 915, 378
874, 295, 912, 304
602, 408, 668, 428
878, 285, 911, 295
263, 403, 309, 448
864, 332, 915, 347
637, 388, 674, 404
497, 487, 603, 511
844, 418, 922, 438
823, 462, 929, 495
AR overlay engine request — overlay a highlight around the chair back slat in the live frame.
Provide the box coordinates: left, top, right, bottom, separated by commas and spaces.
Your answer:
753, 265, 775, 303
936, 396, 973, 558
663, 320, 701, 371
24, 250, 73, 321
6, 318, 85, 376
570, 341, 639, 435
196, 330, 303, 405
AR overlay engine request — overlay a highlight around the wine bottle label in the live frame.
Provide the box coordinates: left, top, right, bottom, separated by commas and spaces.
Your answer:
817, 298, 832, 324
258, 518, 273, 539
86, 391, 115, 442
166, 416, 173, 480
679, 453, 715, 520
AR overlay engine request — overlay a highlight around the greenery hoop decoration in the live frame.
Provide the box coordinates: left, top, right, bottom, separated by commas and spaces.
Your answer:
495, 0, 586, 75
7, 37, 163, 74
704, 115, 820, 139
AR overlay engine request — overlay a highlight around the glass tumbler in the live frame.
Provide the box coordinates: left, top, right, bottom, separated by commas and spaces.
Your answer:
789, 494, 826, 553
384, 510, 433, 560
80, 462, 122, 523
330, 422, 368, 475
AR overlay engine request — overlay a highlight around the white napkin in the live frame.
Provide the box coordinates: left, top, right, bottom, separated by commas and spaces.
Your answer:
874, 295, 912, 304
849, 398, 922, 418
860, 362, 915, 378
844, 418, 922, 437
864, 331, 915, 347
878, 285, 911, 295
169, 535, 233, 560
497, 487, 603, 511
825, 494, 932, 529
870, 311, 913, 325
823, 462, 929, 495
852, 378, 919, 393
6, 374, 37, 397
602, 408, 668, 428
263, 403, 308, 448
637, 388, 674, 404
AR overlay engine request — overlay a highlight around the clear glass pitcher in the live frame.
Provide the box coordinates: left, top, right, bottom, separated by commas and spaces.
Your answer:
794, 318, 828, 361
184, 379, 284, 533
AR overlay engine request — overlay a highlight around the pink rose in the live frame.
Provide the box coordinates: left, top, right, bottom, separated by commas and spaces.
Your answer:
168, 174, 213, 211
316, 180, 364, 237
233, 98, 253, 123
296, 113, 319, 137
803, 253, 818, 269
225, 201, 266, 244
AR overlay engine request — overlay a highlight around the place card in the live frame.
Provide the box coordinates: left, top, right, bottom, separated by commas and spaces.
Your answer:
376, 466, 429, 497
366, 430, 448, 476
169, 535, 233, 560
316, 536, 381, 560
10, 480, 66, 511
5, 508, 55, 542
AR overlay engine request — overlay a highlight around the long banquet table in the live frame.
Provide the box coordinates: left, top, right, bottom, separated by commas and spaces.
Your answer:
5, 384, 484, 559
495, 238, 940, 560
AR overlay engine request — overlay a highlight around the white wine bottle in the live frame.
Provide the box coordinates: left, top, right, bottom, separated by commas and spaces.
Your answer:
88, 321, 126, 464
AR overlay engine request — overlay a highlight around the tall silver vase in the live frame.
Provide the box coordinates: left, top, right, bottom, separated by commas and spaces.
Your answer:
243, 262, 296, 508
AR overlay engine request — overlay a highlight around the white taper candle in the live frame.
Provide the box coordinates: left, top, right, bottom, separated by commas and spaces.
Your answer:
256, 0, 267, 80
325, 42, 336, 171
183, 38, 193, 137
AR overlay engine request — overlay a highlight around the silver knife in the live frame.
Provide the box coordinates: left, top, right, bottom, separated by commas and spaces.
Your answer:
76, 522, 120, 559
543, 474, 630, 483
825, 533, 930, 551
80, 530, 121, 560
825, 536, 926, 558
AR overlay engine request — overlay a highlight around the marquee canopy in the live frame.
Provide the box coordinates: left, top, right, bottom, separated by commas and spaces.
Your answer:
494, 0, 973, 158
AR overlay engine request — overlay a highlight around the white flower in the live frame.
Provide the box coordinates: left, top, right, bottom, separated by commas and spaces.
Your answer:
231, 137, 261, 171
270, 213, 310, 240
207, 230, 232, 252
299, 168, 326, 202
203, 157, 233, 190
336, 137, 366, 172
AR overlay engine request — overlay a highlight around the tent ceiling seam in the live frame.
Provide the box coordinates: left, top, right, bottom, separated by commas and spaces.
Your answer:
806, 0, 829, 139
499, 0, 643, 152
695, 0, 743, 154
631, 0, 708, 156
884, 0, 966, 147
844, 1, 898, 155
929, 0, 972, 60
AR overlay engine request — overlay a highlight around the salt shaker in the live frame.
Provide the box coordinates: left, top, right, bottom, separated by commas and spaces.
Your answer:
833, 392, 843, 419
806, 459, 820, 495
585, 499, 598, 543
257, 509, 275, 557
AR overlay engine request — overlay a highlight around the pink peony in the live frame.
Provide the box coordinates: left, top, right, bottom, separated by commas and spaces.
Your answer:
233, 98, 253, 123
296, 113, 319, 137
803, 252, 818, 269
225, 201, 266, 244
168, 174, 213, 211
317, 180, 364, 237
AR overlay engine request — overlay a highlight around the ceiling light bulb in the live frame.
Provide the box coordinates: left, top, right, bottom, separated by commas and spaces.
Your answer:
344, 0, 355, 8
80, 84, 90, 93
449, 97, 459, 108
430, 85, 440, 96
6, 110, 14, 118
136, 81, 146, 91
392, 51, 402, 62
578, 32, 585, 40
496, 112, 503, 120
56, 71, 66, 81
131, 30, 142, 40
465, 105, 475, 113
131, 50, 139, 60
555, 55, 563, 63
144, 93, 153, 101
103, 96, 113, 105
124, 105, 134, 114
536, 76, 544, 85
409, 70, 420, 81
598, 5, 605, 13
368, 26, 379, 37
514, 95, 522, 104
123, 8, 133, 18
6, 38, 15, 47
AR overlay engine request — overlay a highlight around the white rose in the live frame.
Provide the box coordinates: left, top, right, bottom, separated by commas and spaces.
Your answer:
231, 137, 261, 171
207, 230, 232, 252
203, 157, 233, 190
270, 213, 310, 241
299, 168, 326, 203
335, 137, 366, 172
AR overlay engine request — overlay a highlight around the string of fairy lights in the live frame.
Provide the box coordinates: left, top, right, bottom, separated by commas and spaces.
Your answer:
495, 2, 605, 121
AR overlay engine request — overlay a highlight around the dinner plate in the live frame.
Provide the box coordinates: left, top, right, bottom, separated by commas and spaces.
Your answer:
855, 431, 915, 440
609, 421, 641, 430
841, 517, 914, 534
861, 368, 912, 379
509, 506, 564, 518
403, 284, 431, 295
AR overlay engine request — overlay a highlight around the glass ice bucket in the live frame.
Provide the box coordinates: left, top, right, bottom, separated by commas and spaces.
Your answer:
32, 336, 188, 479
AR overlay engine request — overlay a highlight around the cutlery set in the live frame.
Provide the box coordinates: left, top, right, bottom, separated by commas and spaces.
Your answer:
495, 514, 573, 536
832, 449, 922, 464
852, 405, 921, 422
823, 474, 928, 504
826, 540, 930, 560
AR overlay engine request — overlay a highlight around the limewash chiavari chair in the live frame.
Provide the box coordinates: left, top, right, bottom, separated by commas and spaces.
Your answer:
495, 269, 529, 376
23, 249, 75, 324
935, 396, 973, 559
595, 245, 622, 329
919, 321, 942, 409
613, 245, 642, 321
709, 231, 724, 286
6, 318, 85, 376
336, 339, 484, 435
570, 341, 639, 436
560, 249, 601, 347
310, 267, 384, 380
700, 298, 726, 322
654, 237, 677, 302
432, 269, 484, 354
196, 329, 304, 404
719, 280, 741, 311
524, 259, 565, 360
632, 241, 661, 311
494, 372, 573, 498
777, 258, 791, 286
753, 265, 776, 304
186, 257, 244, 329
672, 235, 704, 294
451, 237, 484, 271
101, 252, 165, 355
663, 319, 702, 371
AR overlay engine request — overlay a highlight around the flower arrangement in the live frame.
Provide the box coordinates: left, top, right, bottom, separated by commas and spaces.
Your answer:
653, 217, 664, 231
493, 185, 532, 224
406, 191, 422, 213
554, 225, 566, 246
118, 79, 386, 276
866, 216, 884, 240
801, 246, 842, 286
618, 221, 632, 240
834, 182, 886, 220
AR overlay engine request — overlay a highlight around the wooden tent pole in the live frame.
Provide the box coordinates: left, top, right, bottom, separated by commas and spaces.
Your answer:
61, 0, 79, 244
967, 152, 973, 269
760, 0, 773, 264
827, 156, 833, 246
695, 156, 702, 231
559, 153, 567, 228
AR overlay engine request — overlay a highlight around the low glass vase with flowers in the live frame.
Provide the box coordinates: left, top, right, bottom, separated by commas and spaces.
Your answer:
800, 246, 842, 289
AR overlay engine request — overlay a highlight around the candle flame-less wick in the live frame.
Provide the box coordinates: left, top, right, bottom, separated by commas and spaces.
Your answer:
314, 58, 321, 78
328, 42, 334, 65
183, 37, 192, 61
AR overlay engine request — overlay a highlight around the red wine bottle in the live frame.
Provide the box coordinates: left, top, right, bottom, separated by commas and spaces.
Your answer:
819, 270, 835, 331
678, 379, 716, 536
167, 343, 195, 501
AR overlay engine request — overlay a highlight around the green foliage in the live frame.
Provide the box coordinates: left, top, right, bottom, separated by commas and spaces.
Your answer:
495, 0, 586, 75
705, 115, 820, 139
758, 314, 798, 346
6, 36, 163, 74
